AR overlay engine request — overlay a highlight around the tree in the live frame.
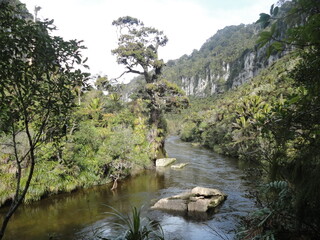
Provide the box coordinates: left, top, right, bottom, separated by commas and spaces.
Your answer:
112, 16, 188, 160
95, 75, 111, 91
112, 16, 168, 83
0, 3, 89, 239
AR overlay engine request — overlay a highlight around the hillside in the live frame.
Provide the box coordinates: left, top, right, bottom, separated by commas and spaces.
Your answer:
121, 3, 294, 99
122, 22, 282, 98
163, 23, 258, 95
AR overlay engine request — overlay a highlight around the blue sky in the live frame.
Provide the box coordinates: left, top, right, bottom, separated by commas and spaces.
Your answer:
23, 0, 276, 82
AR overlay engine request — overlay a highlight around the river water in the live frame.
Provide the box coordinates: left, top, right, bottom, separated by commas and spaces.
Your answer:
1, 136, 256, 240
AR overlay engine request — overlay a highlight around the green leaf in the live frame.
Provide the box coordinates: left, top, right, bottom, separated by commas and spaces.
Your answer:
273, 6, 279, 16
270, 4, 274, 15
271, 41, 284, 51
287, 95, 300, 105
257, 31, 273, 47
256, 13, 271, 28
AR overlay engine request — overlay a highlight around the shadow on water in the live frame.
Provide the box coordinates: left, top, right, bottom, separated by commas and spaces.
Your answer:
1, 136, 257, 240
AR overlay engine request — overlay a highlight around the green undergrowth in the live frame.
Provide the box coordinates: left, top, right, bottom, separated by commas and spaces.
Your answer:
167, 53, 298, 160
172, 44, 320, 238
0, 94, 155, 206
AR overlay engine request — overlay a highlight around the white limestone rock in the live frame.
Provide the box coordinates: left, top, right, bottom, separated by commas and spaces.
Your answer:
155, 158, 176, 167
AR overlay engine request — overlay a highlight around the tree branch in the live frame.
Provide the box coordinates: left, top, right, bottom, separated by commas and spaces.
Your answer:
110, 67, 144, 82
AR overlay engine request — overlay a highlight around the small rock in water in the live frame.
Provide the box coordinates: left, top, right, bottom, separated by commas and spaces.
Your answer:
155, 158, 176, 167
151, 198, 188, 212
171, 163, 188, 169
191, 186, 224, 197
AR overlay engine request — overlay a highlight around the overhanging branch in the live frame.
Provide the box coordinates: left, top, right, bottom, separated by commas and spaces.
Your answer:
111, 66, 144, 81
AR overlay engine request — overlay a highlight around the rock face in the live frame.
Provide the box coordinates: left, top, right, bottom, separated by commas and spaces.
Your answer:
155, 158, 176, 167
151, 187, 227, 213
176, 48, 284, 96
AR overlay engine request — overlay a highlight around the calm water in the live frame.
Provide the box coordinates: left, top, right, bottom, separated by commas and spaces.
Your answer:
1, 136, 256, 240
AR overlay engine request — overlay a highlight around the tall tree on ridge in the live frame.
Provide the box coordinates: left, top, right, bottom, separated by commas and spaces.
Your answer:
112, 16, 168, 84
112, 16, 188, 160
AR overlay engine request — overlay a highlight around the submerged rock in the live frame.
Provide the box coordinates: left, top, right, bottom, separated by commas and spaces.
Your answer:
151, 198, 188, 212
191, 186, 224, 197
155, 158, 176, 167
151, 186, 227, 213
171, 163, 188, 169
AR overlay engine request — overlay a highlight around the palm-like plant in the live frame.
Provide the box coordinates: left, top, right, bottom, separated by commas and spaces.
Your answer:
87, 98, 104, 121
102, 206, 164, 240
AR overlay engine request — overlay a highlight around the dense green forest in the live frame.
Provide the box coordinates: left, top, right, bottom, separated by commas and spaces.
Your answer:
1, 0, 320, 239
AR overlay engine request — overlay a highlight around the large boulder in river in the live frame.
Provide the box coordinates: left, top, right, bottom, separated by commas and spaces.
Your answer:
151, 187, 227, 213
155, 158, 176, 167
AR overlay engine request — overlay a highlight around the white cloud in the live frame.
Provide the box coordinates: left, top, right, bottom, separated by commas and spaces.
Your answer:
22, 0, 276, 83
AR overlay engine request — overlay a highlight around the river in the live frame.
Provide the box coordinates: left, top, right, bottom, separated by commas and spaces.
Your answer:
1, 136, 256, 240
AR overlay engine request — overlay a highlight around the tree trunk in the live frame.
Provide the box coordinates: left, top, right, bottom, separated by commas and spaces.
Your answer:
0, 125, 36, 240
148, 106, 167, 161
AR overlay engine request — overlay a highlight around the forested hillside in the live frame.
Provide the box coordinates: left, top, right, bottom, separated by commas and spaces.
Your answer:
161, 3, 295, 96
162, 23, 260, 95
168, 0, 320, 239
122, 3, 294, 99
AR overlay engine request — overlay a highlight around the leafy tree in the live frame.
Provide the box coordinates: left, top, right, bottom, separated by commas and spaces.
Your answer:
112, 16, 168, 83
95, 75, 111, 91
0, 2, 89, 238
112, 16, 188, 159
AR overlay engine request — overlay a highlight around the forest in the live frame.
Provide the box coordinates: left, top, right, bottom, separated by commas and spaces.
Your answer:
1, 0, 320, 239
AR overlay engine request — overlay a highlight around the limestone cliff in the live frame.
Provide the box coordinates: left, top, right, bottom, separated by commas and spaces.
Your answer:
161, 23, 284, 96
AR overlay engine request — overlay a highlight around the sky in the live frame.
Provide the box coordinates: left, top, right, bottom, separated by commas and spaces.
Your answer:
22, 0, 276, 83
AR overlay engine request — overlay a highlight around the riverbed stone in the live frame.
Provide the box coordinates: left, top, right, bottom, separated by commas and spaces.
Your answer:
210, 195, 226, 208
151, 186, 227, 214
152, 198, 188, 211
188, 198, 212, 212
189, 196, 204, 201
171, 163, 188, 169
155, 158, 176, 167
170, 191, 191, 200
191, 186, 224, 197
